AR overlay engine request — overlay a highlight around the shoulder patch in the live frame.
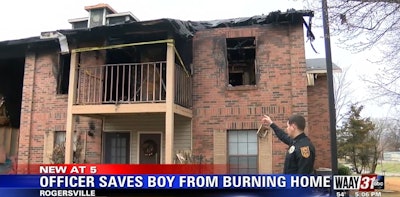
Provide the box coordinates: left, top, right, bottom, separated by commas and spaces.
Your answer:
300, 146, 310, 158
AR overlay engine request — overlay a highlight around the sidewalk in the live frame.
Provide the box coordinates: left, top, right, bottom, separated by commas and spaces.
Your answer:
384, 176, 400, 192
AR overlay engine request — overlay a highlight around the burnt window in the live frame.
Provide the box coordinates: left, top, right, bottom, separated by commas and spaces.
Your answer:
226, 37, 256, 86
57, 54, 71, 94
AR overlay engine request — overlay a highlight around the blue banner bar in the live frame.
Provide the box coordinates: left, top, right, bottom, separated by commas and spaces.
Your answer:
0, 174, 332, 190
0, 188, 331, 197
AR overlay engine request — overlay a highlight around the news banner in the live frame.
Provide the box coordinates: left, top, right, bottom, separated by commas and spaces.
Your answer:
0, 164, 385, 197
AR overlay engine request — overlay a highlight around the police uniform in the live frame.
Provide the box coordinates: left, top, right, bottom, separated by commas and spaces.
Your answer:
270, 123, 315, 174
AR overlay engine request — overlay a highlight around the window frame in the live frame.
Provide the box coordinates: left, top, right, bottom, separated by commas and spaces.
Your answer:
103, 132, 131, 164
54, 131, 66, 148
227, 129, 258, 174
226, 37, 257, 88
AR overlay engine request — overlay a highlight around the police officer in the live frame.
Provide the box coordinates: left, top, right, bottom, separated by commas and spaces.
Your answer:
262, 114, 315, 174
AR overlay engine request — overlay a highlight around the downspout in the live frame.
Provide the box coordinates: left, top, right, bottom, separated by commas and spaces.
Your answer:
27, 51, 36, 173
57, 33, 70, 54
84, 129, 88, 163
40, 31, 70, 54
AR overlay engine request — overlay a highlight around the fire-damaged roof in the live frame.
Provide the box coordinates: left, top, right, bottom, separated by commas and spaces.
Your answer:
0, 9, 314, 60
0, 36, 60, 59
58, 9, 314, 38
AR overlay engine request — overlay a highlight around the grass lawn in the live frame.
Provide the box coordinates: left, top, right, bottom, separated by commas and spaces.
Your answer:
375, 161, 400, 174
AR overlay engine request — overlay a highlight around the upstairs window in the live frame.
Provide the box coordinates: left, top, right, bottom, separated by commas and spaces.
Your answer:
57, 54, 71, 94
226, 37, 256, 86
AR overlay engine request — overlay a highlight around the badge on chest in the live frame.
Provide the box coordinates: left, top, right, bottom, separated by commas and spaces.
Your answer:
288, 145, 295, 154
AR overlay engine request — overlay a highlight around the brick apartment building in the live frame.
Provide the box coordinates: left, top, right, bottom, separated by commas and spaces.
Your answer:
0, 4, 337, 174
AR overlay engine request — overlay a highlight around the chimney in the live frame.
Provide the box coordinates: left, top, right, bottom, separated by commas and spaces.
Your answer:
68, 4, 139, 29
84, 3, 117, 28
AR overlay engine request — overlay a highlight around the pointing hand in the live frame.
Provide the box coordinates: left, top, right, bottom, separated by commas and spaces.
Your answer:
262, 115, 273, 126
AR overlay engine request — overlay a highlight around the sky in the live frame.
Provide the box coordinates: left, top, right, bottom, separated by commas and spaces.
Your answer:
1, 0, 391, 119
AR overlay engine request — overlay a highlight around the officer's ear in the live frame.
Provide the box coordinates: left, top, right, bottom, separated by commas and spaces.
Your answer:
291, 123, 299, 131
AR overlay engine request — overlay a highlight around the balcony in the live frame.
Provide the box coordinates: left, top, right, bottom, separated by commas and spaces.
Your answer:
64, 40, 190, 164
74, 61, 192, 109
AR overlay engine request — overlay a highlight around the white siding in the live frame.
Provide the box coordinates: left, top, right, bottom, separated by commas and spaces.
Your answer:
174, 114, 192, 153
104, 113, 165, 131
104, 113, 192, 164
130, 132, 137, 163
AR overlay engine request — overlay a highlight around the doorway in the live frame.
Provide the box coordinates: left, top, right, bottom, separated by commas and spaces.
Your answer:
139, 133, 161, 164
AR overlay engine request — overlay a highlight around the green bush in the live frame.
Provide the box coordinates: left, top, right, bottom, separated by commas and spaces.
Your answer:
338, 164, 352, 175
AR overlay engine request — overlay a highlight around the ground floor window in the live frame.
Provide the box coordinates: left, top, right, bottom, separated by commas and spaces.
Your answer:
103, 132, 130, 164
228, 130, 258, 174
54, 131, 66, 147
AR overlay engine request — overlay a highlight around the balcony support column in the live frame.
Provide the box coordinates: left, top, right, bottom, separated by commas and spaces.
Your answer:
65, 52, 78, 164
165, 41, 175, 164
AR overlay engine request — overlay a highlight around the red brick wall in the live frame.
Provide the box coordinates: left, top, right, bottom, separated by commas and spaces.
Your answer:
17, 51, 69, 173
17, 50, 103, 173
192, 24, 310, 173
307, 75, 331, 169
74, 116, 103, 164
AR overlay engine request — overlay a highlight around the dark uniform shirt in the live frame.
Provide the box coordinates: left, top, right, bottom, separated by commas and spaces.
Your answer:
270, 123, 315, 174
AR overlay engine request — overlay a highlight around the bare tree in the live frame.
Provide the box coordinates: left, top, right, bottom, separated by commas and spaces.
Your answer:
299, 0, 400, 108
382, 118, 400, 151
369, 118, 391, 173
334, 66, 353, 126
386, 130, 400, 151
328, 1, 400, 53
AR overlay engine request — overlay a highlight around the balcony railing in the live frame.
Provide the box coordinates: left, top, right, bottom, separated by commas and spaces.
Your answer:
75, 61, 192, 108
175, 63, 192, 108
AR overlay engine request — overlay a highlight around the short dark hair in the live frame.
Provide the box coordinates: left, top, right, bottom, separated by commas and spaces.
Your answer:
288, 114, 306, 131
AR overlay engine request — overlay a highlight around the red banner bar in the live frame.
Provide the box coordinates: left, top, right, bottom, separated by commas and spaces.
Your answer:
16, 164, 229, 175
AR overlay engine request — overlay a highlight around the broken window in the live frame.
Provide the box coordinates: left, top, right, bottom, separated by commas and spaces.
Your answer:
226, 37, 256, 86
57, 54, 71, 94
